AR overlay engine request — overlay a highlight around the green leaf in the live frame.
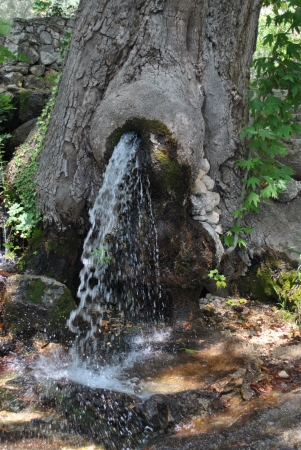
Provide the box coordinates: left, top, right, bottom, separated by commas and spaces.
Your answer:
185, 348, 199, 354
246, 192, 260, 207
246, 177, 261, 190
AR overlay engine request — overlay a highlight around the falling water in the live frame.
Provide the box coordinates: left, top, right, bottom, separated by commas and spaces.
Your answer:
68, 132, 163, 360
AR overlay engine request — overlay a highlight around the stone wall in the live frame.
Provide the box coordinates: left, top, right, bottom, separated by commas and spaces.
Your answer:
0, 17, 75, 153
0, 17, 74, 89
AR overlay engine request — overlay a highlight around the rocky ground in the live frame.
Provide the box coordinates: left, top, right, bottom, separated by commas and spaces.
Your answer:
0, 292, 300, 450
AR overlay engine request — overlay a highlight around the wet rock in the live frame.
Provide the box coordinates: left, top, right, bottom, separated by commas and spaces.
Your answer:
3, 275, 76, 342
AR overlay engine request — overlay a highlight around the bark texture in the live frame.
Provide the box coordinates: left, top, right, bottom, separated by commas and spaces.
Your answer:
35, 0, 262, 310
36, 0, 261, 227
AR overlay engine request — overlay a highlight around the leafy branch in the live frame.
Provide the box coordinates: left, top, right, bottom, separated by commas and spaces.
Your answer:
225, 0, 301, 252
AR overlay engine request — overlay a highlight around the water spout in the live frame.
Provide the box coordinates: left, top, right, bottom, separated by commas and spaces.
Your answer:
68, 132, 163, 358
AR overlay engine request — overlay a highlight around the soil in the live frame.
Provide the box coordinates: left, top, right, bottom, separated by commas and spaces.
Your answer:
0, 293, 300, 450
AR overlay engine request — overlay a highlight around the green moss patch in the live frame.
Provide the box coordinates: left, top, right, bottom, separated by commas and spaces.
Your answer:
153, 148, 185, 195
243, 257, 301, 310
26, 279, 46, 305
106, 118, 177, 158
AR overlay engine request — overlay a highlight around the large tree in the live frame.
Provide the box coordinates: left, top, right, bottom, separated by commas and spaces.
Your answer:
35, 0, 263, 315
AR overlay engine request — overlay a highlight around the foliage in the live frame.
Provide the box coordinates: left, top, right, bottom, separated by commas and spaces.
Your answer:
0, 0, 34, 20
60, 31, 72, 59
32, 0, 79, 17
3, 73, 62, 250
225, 0, 301, 250
226, 298, 247, 307
0, 94, 14, 133
0, 19, 12, 36
208, 269, 227, 289
90, 247, 111, 265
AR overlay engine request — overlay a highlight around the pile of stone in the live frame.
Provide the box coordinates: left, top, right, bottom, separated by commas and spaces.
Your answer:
0, 17, 74, 89
190, 158, 222, 233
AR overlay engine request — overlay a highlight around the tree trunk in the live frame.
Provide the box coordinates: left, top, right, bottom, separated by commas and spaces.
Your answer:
36, 0, 262, 317
37, 0, 261, 225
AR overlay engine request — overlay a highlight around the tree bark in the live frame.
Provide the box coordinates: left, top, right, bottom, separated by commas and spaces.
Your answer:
35, 0, 262, 313
36, 0, 261, 228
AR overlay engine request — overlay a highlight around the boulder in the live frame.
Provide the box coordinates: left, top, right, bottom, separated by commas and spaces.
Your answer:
23, 75, 45, 90
2, 72, 24, 86
29, 64, 45, 76
276, 179, 301, 203
3, 275, 76, 341
18, 90, 49, 123
9, 118, 38, 150
17, 45, 39, 65
39, 45, 57, 65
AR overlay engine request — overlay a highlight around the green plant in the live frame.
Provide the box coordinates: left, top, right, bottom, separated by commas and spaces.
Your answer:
208, 269, 227, 289
32, 0, 78, 17
2, 73, 62, 253
90, 246, 111, 265
226, 298, 247, 307
0, 19, 12, 36
60, 31, 72, 59
225, 0, 301, 251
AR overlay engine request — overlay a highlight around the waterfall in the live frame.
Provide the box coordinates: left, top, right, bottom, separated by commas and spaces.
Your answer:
68, 132, 162, 358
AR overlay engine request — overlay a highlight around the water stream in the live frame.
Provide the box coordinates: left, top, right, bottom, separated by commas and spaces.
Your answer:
67, 132, 164, 380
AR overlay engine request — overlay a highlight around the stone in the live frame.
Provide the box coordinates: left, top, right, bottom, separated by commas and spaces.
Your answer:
3, 275, 76, 342
3, 72, 24, 86
7, 32, 28, 44
202, 175, 215, 191
5, 84, 20, 92
197, 159, 210, 178
19, 91, 49, 123
9, 118, 38, 150
23, 74, 45, 89
1, 62, 29, 75
204, 211, 220, 225
18, 45, 39, 65
278, 370, 290, 379
11, 22, 25, 34
192, 178, 207, 195
39, 45, 56, 65
276, 179, 301, 203
29, 64, 45, 76
200, 304, 216, 315
241, 381, 255, 401
190, 191, 220, 215
40, 31, 52, 45
28, 34, 41, 45
44, 68, 58, 86
215, 224, 223, 234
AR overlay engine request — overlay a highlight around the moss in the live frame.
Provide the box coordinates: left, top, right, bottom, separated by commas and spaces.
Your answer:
106, 118, 177, 158
30, 227, 43, 251
243, 257, 301, 310
46, 236, 81, 258
154, 148, 185, 195
50, 288, 75, 329
26, 279, 46, 305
